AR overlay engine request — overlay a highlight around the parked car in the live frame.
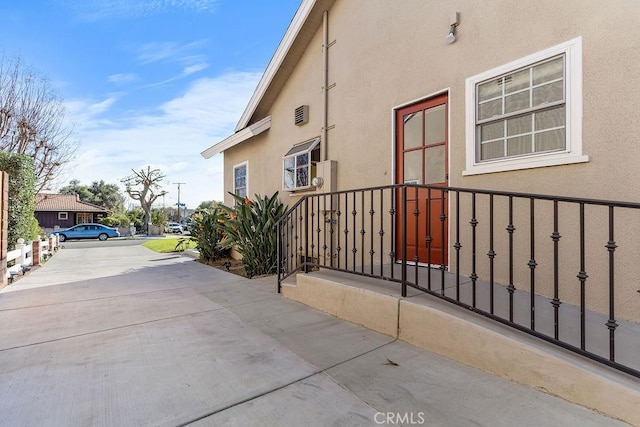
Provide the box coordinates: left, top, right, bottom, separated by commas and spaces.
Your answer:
166, 222, 184, 234
51, 223, 120, 242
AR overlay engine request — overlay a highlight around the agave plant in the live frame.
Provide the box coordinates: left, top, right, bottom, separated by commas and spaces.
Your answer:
219, 192, 287, 277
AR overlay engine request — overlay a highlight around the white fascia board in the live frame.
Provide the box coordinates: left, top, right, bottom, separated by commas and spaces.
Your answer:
234, 0, 316, 132
201, 116, 272, 159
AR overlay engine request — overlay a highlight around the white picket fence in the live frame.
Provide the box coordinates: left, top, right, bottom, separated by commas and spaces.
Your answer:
6, 235, 60, 282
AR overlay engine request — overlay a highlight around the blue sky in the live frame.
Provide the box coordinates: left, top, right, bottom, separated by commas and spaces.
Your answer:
0, 0, 301, 208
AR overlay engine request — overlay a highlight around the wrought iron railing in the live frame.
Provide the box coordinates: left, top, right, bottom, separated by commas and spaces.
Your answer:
277, 184, 640, 378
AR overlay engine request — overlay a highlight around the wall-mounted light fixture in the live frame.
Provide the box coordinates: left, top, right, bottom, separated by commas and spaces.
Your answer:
447, 12, 460, 44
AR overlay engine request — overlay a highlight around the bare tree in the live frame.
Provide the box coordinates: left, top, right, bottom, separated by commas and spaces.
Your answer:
0, 54, 76, 192
121, 167, 167, 233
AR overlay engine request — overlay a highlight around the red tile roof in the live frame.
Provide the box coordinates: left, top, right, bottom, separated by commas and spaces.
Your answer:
35, 194, 109, 213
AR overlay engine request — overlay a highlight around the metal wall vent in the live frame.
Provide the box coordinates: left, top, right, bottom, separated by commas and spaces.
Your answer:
294, 105, 309, 126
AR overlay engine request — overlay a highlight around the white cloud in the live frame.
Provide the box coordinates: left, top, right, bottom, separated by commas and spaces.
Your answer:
142, 62, 209, 88
58, 0, 218, 22
108, 73, 138, 85
65, 95, 120, 130
65, 71, 261, 207
136, 40, 208, 64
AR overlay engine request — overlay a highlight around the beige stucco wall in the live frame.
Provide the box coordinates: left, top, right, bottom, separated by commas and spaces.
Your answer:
225, 0, 640, 201
221, 0, 640, 321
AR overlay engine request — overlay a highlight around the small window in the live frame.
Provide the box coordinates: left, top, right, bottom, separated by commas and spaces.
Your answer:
283, 137, 320, 191
464, 37, 587, 175
233, 161, 248, 199
58, 212, 68, 220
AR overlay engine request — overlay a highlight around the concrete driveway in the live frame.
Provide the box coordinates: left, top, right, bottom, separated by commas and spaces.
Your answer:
0, 243, 627, 426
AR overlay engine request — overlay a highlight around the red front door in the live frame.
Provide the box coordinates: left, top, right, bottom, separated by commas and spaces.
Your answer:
395, 94, 449, 265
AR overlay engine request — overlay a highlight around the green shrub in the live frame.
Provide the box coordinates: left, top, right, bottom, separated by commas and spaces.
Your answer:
186, 204, 230, 262
0, 152, 36, 248
219, 192, 286, 278
101, 215, 130, 228
151, 208, 167, 226
29, 217, 43, 241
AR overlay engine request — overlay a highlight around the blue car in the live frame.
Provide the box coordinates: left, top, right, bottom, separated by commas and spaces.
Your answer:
52, 223, 120, 242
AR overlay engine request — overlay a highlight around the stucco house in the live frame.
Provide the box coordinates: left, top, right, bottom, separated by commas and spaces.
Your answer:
35, 193, 109, 231
201, 1, 640, 421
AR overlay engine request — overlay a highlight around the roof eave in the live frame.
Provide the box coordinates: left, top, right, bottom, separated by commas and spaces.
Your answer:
200, 115, 272, 159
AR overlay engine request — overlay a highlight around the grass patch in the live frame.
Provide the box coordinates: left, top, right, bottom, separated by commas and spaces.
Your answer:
142, 238, 197, 253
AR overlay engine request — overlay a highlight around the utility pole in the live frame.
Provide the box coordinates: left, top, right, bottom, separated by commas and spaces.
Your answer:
173, 182, 186, 222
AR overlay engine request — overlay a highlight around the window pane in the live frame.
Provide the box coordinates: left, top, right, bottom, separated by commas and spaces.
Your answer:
404, 150, 422, 183
478, 99, 502, 120
535, 106, 565, 130
507, 115, 532, 136
404, 112, 423, 149
296, 166, 309, 187
481, 121, 504, 142
311, 146, 320, 162
505, 91, 530, 114
504, 69, 530, 94
425, 105, 445, 145
533, 56, 563, 85
297, 153, 308, 166
478, 79, 502, 102
533, 80, 563, 106
234, 166, 246, 188
481, 140, 504, 160
536, 129, 565, 152
424, 145, 445, 184
236, 188, 246, 198
507, 135, 532, 156
284, 157, 295, 189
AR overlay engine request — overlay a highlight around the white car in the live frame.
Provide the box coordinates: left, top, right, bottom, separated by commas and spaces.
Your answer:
166, 222, 184, 234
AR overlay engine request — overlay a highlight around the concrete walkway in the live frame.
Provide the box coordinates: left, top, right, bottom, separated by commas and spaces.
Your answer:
0, 244, 628, 426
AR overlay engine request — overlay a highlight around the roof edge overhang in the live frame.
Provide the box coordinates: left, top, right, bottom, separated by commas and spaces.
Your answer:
234, 0, 316, 133
200, 115, 272, 159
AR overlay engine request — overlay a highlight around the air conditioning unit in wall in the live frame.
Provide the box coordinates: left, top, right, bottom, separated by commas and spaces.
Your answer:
294, 105, 309, 126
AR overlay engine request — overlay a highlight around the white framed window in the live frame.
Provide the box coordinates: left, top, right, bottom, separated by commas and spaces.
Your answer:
58, 212, 68, 220
283, 137, 320, 191
464, 37, 587, 175
233, 161, 248, 199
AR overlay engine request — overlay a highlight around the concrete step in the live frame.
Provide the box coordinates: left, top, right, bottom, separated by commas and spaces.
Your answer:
282, 269, 640, 426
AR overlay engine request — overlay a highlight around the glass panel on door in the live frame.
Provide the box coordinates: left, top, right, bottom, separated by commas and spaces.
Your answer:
424, 145, 445, 185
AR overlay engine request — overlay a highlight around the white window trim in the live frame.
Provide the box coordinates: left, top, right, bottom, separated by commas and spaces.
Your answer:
232, 161, 248, 198
282, 138, 320, 192
58, 212, 68, 220
464, 37, 587, 176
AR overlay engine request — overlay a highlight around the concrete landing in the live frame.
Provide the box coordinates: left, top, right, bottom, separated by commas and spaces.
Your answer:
0, 245, 631, 426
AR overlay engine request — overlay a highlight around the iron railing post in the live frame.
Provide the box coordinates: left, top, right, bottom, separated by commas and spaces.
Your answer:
402, 185, 408, 297
277, 220, 282, 293
304, 197, 309, 273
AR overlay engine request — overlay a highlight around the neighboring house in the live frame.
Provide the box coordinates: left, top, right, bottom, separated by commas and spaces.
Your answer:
35, 194, 109, 231
201, 0, 640, 383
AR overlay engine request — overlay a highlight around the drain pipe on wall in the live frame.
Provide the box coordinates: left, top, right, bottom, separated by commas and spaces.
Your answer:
321, 9, 329, 162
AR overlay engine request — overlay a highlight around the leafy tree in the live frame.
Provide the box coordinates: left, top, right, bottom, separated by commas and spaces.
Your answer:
121, 167, 166, 233
126, 208, 144, 231
0, 54, 76, 192
59, 179, 93, 201
0, 151, 37, 247
197, 200, 216, 210
151, 208, 167, 227
88, 180, 125, 212
59, 179, 125, 212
